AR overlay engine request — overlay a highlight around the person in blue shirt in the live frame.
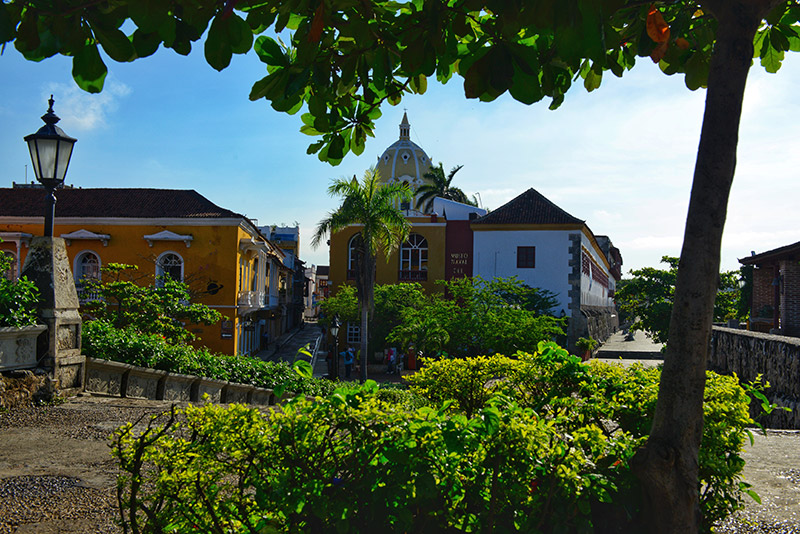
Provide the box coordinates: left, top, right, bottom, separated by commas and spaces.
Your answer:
343, 346, 355, 379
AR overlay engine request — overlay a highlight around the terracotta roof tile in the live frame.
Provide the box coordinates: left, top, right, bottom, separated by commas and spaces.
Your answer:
0, 188, 242, 219
472, 188, 583, 225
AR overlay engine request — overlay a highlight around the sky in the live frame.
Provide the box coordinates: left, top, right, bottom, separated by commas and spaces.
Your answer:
2, 40, 799, 275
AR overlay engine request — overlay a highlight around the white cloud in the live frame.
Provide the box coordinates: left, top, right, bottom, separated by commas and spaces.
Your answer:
44, 78, 132, 132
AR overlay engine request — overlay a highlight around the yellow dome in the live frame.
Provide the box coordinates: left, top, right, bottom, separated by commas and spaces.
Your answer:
375, 112, 432, 190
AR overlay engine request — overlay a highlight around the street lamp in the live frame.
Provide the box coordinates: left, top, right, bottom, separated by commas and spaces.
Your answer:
330, 315, 341, 379
24, 95, 77, 237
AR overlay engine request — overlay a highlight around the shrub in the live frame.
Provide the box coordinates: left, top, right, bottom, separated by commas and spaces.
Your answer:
113, 384, 629, 533
408, 342, 761, 531
83, 320, 335, 397
110, 341, 761, 533
0, 252, 39, 328
404, 354, 522, 417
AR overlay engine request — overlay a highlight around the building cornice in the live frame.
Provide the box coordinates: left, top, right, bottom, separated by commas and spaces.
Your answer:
0, 216, 248, 227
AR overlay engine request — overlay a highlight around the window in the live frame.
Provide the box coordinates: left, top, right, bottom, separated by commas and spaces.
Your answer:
347, 235, 361, 280
517, 246, 536, 268
252, 258, 259, 291
399, 234, 428, 281
156, 252, 184, 286
74, 251, 101, 302
75, 251, 101, 283
2, 251, 17, 280
347, 323, 361, 345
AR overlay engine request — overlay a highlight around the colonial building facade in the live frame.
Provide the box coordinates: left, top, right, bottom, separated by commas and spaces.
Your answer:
0, 186, 290, 356
327, 114, 622, 351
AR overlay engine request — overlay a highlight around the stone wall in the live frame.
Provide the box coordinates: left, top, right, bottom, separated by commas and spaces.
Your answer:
709, 327, 800, 429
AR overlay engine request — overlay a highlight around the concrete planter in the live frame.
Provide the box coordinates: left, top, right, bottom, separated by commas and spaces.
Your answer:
158, 372, 196, 402
250, 387, 275, 406
0, 325, 47, 372
123, 367, 167, 400
222, 382, 252, 404
191, 377, 227, 403
84, 358, 131, 397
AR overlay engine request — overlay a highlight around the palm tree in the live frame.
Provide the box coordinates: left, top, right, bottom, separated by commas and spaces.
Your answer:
416, 163, 476, 213
312, 167, 412, 382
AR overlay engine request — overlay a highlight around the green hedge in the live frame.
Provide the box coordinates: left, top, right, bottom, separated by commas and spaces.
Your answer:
407, 342, 762, 530
109, 341, 764, 532
114, 384, 628, 533
82, 320, 336, 397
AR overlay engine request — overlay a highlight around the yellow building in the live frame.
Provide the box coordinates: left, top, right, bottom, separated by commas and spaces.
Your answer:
328, 114, 487, 345
0, 186, 289, 356
327, 114, 622, 351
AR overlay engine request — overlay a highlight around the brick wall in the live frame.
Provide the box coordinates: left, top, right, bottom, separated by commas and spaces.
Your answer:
782, 259, 800, 337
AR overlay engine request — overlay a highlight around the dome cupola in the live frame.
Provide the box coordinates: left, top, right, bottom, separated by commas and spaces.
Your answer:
375, 112, 432, 191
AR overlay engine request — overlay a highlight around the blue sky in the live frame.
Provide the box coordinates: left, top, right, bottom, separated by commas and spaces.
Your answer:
2, 42, 799, 274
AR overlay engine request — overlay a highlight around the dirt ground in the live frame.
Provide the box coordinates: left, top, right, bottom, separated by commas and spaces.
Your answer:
1, 395, 800, 533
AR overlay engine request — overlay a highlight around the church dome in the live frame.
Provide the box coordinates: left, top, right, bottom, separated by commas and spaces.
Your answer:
375, 112, 432, 190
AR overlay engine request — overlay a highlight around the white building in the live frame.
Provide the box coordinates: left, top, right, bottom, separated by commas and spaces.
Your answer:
471, 188, 621, 348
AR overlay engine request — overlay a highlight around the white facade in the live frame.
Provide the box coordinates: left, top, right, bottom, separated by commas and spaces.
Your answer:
579, 233, 615, 308
473, 229, 574, 315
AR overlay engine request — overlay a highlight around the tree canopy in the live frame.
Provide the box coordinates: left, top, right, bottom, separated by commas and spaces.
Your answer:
615, 256, 745, 345
3, 1, 798, 164
312, 167, 412, 380
7, 1, 800, 530
416, 163, 473, 213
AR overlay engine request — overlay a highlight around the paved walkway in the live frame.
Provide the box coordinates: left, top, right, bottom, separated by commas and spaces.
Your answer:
255, 321, 323, 364
595, 329, 664, 367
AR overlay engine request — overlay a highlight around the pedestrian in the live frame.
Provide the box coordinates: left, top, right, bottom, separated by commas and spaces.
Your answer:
386, 347, 396, 374
344, 346, 355, 379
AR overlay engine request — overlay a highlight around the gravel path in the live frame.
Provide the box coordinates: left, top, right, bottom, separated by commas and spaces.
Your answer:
1, 396, 799, 533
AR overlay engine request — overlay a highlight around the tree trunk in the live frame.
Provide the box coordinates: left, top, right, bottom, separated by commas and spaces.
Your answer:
632, 1, 777, 532
356, 251, 376, 383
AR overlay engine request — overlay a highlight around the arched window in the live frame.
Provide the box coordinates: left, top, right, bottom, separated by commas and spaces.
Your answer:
399, 234, 428, 281
156, 252, 184, 287
2, 251, 17, 280
347, 235, 361, 280
75, 251, 101, 283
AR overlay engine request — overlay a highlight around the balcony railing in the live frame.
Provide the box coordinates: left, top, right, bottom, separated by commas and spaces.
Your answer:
237, 290, 265, 309
398, 269, 427, 282
76, 285, 102, 304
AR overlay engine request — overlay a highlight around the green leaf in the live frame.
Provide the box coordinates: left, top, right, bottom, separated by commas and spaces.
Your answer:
93, 26, 135, 63
293, 359, 313, 379
409, 74, 427, 95
249, 70, 288, 101
327, 133, 345, 160
132, 30, 161, 58
744, 488, 761, 504
205, 16, 233, 71
254, 35, 286, 66
583, 63, 602, 92
72, 44, 107, 93
0, 2, 16, 44
227, 13, 253, 54
760, 43, 784, 73
683, 53, 708, 90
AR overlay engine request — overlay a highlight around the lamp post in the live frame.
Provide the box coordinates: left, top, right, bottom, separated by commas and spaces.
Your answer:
24, 95, 77, 237
330, 315, 341, 380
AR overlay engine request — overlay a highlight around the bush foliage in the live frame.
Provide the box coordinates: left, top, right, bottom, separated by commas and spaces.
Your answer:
83, 320, 335, 397
82, 263, 222, 344
0, 250, 39, 328
113, 342, 760, 533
